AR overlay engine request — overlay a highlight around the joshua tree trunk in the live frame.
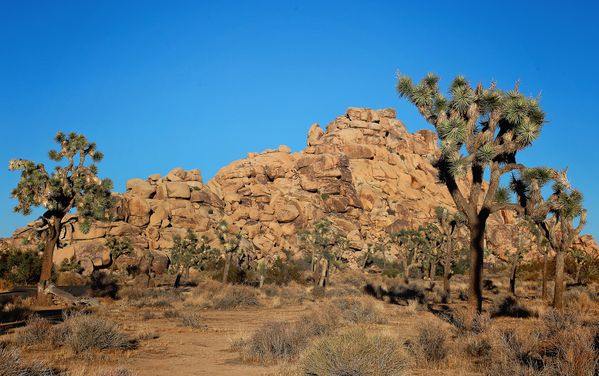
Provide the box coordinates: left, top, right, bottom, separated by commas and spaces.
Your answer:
541, 251, 548, 300
574, 262, 582, 284
361, 252, 369, 269
553, 251, 565, 310
38, 216, 63, 304
318, 258, 330, 288
222, 252, 232, 284
509, 260, 518, 295
443, 237, 453, 299
468, 219, 486, 313
259, 274, 265, 288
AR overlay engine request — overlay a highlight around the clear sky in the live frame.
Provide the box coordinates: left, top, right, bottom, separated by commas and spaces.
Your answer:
1, 1, 597, 238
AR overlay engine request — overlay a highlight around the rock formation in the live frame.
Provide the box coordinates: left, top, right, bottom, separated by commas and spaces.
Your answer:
7, 108, 598, 275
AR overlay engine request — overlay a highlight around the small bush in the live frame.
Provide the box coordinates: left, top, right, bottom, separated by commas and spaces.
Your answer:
300, 329, 406, 376
266, 255, 303, 286
490, 295, 536, 318
543, 308, 579, 335
0, 345, 56, 375
61, 314, 136, 354
331, 298, 387, 324
208, 285, 259, 309
178, 312, 204, 329
15, 316, 52, 347
0, 248, 42, 285
464, 335, 492, 358
410, 324, 449, 365
239, 307, 338, 364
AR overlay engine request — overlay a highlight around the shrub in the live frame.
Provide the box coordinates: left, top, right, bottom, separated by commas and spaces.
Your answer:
543, 308, 579, 336
178, 312, 204, 329
15, 316, 52, 347
239, 307, 337, 364
490, 295, 536, 318
464, 335, 492, 358
548, 327, 598, 376
266, 255, 303, 286
0, 248, 42, 285
0, 345, 56, 375
208, 285, 259, 309
61, 314, 136, 354
331, 298, 387, 324
410, 324, 449, 365
300, 329, 406, 376
58, 256, 84, 274
447, 309, 490, 336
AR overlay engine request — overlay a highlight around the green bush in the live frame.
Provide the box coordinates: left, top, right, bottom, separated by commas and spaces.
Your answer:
0, 248, 42, 285
266, 255, 303, 286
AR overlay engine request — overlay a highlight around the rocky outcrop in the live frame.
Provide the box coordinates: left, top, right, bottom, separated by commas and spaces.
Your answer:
8, 107, 598, 274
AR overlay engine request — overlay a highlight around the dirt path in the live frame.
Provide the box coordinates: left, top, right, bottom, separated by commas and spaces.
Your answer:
123, 305, 309, 375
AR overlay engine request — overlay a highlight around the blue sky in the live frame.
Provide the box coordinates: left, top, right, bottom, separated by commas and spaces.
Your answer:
0, 1, 597, 238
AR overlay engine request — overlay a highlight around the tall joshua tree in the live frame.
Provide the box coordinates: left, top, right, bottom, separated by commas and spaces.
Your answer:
9, 132, 114, 301
397, 74, 545, 311
215, 220, 242, 284
512, 167, 586, 309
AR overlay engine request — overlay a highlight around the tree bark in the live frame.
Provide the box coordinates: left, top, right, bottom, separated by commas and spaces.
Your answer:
443, 236, 453, 299
38, 217, 62, 304
318, 258, 330, 288
541, 251, 548, 300
222, 253, 232, 284
575, 263, 582, 284
509, 259, 518, 295
469, 219, 486, 313
553, 251, 565, 309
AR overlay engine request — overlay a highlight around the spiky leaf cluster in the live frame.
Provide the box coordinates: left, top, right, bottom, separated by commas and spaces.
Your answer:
9, 132, 114, 232
396, 74, 545, 180
170, 229, 216, 273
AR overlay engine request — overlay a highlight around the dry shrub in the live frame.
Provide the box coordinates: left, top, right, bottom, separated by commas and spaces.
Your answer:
337, 269, 369, 289
132, 298, 173, 309
178, 312, 204, 329
0, 345, 56, 375
239, 306, 338, 363
543, 308, 579, 336
490, 295, 536, 318
546, 326, 598, 376
446, 308, 489, 336
263, 282, 308, 306
299, 328, 406, 376
208, 285, 259, 309
464, 335, 492, 358
60, 313, 136, 354
67, 366, 132, 376
409, 323, 449, 365
565, 290, 594, 315
330, 297, 387, 324
163, 309, 179, 319
118, 286, 180, 301
15, 315, 52, 347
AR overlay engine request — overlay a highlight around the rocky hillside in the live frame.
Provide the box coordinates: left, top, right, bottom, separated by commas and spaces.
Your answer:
7, 108, 598, 275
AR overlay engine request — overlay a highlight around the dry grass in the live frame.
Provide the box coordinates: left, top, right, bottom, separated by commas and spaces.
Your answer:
408, 323, 449, 366
299, 328, 406, 376
15, 315, 53, 348
178, 311, 205, 329
0, 345, 56, 375
237, 306, 338, 364
60, 313, 136, 354
205, 285, 260, 309
329, 297, 387, 324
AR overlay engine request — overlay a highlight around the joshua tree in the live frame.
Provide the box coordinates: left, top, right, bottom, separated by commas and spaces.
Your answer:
299, 218, 345, 288
397, 74, 546, 311
105, 236, 133, 271
434, 207, 466, 298
570, 247, 590, 285
512, 167, 586, 309
215, 220, 242, 284
9, 132, 113, 302
170, 229, 213, 286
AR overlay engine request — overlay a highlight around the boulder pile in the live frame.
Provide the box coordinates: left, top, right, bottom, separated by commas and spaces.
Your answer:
8, 108, 598, 275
